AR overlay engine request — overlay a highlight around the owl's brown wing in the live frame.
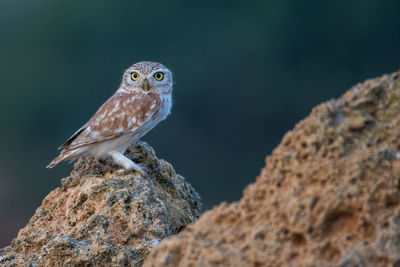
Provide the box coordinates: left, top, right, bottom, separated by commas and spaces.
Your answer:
59, 92, 160, 151
58, 126, 87, 150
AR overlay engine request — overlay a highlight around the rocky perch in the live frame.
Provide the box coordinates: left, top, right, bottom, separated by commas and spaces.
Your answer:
145, 71, 400, 266
0, 142, 201, 266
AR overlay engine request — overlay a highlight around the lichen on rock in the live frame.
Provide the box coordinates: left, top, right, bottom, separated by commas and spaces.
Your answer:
0, 141, 201, 267
144, 71, 400, 266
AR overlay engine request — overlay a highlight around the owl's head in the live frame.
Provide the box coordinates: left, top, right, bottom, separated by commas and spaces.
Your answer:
120, 61, 173, 94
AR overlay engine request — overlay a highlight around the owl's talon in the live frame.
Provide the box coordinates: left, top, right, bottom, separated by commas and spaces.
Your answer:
115, 166, 147, 177
114, 169, 125, 176
124, 165, 148, 176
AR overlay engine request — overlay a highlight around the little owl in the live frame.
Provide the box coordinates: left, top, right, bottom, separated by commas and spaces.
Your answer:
47, 61, 173, 175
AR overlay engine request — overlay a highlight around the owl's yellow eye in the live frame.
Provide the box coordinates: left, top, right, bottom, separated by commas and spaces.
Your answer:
154, 72, 164, 81
131, 72, 140, 81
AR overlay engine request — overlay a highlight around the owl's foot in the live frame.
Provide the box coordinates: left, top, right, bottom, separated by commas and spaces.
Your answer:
109, 151, 147, 176
124, 164, 148, 176
114, 167, 147, 177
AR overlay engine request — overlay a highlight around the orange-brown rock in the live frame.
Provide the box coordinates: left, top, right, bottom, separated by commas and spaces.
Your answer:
144, 71, 400, 266
0, 142, 201, 267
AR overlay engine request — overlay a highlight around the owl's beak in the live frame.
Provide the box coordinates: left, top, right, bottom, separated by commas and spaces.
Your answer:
142, 79, 150, 91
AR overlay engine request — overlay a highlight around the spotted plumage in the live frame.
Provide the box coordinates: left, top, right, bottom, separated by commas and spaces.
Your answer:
47, 61, 173, 175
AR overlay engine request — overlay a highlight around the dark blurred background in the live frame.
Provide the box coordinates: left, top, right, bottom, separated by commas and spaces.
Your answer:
1, 0, 400, 246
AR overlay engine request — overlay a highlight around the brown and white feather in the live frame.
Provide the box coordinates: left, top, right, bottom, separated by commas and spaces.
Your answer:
47, 61, 173, 169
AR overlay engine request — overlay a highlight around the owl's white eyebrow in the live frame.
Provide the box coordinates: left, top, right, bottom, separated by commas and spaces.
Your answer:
150, 68, 169, 74
125, 68, 169, 74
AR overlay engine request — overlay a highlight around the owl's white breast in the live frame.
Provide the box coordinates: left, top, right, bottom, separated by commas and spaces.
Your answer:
157, 93, 173, 121
134, 93, 172, 138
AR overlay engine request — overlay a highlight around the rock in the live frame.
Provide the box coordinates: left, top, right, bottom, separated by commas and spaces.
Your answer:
0, 141, 201, 267
144, 71, 400, 266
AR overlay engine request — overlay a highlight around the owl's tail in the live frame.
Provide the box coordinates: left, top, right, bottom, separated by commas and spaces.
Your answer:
46, 148, 85, 168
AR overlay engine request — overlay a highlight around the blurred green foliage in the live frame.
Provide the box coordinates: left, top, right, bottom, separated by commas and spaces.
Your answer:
0, 0, 399, 246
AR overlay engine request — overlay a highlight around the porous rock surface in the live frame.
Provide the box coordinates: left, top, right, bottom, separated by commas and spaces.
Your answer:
145, 71, 400, 266
0, 142, 201, 267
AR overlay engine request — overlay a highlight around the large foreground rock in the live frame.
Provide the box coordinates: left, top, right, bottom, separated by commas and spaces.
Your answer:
145, 71, 400, 266
0, 142, 201, 266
